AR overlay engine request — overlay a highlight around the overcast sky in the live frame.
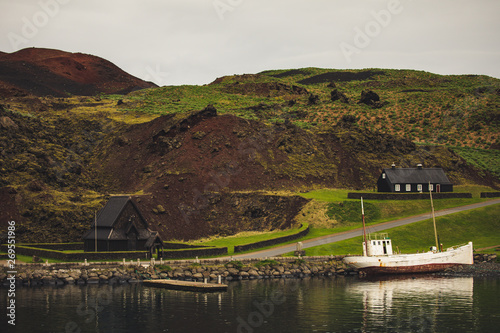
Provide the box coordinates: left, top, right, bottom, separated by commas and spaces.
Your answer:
1, 0, 499, 86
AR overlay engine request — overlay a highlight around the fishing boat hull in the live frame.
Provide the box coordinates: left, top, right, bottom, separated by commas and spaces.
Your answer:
343, 242, 473, 275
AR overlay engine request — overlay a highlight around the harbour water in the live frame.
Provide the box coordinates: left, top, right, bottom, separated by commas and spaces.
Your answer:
1, 275, 499, 332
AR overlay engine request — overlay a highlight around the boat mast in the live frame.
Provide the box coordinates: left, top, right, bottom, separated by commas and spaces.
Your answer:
361, 197, 368, 256
429, 182, 439, 252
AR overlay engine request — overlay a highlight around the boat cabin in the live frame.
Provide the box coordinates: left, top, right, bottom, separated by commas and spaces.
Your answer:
363, 233, 393, 256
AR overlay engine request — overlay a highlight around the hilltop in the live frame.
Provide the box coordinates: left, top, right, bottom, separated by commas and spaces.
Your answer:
0, 47, 157, 97
0, 54, 498, 242
122, 68, 500, 149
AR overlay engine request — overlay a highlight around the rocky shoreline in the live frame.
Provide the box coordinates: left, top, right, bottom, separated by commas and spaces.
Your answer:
2, 254, 498, 287
1, 257, 356, 287
438, 253, 500, 277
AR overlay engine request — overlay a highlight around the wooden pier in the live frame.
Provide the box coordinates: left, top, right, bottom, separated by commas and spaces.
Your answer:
143, 279, 228, 292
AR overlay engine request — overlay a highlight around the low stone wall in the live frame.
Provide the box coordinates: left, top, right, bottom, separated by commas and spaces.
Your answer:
1, 244, 228, 261
3, 254, 497, 286
7, 245, 150, 261
17, 243, 83, 251
348, 192, 473, 200
0, 256, 355, 286
163, 242, 210, 249
480, 192, 500, 198
234, 226, 310, 253
14, 242, 205, 251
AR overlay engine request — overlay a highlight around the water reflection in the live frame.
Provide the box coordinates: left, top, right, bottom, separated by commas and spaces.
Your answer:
1, 276, 498, 333
347, 276, 474, 333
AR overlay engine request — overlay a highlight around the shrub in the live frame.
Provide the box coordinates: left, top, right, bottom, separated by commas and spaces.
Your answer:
225, 260, 243, 269
155, 265, 172, 272
254, 259, 279, 268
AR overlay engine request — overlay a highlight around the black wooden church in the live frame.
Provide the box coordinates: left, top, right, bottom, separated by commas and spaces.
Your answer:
83, 196, 164, 257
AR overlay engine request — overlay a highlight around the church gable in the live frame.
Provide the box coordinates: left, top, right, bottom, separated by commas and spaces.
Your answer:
83, 196, 164, 253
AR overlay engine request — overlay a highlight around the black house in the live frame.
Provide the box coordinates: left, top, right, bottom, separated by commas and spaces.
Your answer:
83, 196, 164, 256
377, 164, 453, 193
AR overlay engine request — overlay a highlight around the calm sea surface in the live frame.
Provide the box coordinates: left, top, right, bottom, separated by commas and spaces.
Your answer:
1, 275, 499, 333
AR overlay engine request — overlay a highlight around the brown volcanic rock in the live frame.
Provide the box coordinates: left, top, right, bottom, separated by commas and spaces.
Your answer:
95, 104, 449, 240
0, 47, 157, 97
91, 106, 335, 240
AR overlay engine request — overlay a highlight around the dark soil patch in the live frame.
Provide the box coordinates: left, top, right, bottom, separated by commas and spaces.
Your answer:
400, 89, 433, 93
298, 70, 385, 85
222, 82, 308, 97
270, 69, 310, 78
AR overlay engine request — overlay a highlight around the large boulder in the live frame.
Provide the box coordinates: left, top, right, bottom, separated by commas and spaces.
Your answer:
358, 90, 380, 105
331, 89, 349, 103
358, 90, 387, 108
0, 116, 18, 130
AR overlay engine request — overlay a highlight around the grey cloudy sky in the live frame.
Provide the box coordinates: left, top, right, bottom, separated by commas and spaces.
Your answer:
1, 0, 499, 85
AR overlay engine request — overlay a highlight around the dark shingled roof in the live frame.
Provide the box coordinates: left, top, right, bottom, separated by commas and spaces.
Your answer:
383, 167, 452, 184
94, 196, 130, 227
82, 227, 113, 240
144, 231, 162, 249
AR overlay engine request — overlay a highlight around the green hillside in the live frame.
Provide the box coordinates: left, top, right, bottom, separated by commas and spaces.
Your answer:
1, 68, 499, 242
119, 68, 500, 149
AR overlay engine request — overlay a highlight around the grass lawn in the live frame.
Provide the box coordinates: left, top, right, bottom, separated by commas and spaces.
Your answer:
303, 203, 500, 256
9, 186, 497, 262
295, 185, 493, 240
191, 223, 309, 255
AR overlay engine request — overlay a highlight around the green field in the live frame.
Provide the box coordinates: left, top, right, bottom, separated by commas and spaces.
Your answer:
303, 204, 500, 256
295, 186, 490, 238
191, 223, 309, 255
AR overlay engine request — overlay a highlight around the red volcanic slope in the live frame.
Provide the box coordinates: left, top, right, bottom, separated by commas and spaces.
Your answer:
0, 47, 157, 97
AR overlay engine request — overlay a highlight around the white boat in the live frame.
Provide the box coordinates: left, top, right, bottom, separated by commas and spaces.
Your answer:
343, 191, 474, 275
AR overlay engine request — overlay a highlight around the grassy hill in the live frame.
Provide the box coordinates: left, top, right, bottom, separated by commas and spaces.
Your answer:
0, 68, 499, 243
119, 68, 500, 149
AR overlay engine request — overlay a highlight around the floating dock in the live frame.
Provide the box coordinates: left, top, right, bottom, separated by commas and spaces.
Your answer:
143, 279, 228, 292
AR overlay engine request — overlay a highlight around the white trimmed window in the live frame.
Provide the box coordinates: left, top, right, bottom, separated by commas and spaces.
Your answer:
429, 184, 434, 191
382, 173, 386, 179
395, 184, 400, 192
417, 184, 423, 192
406, 184, 411, 192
